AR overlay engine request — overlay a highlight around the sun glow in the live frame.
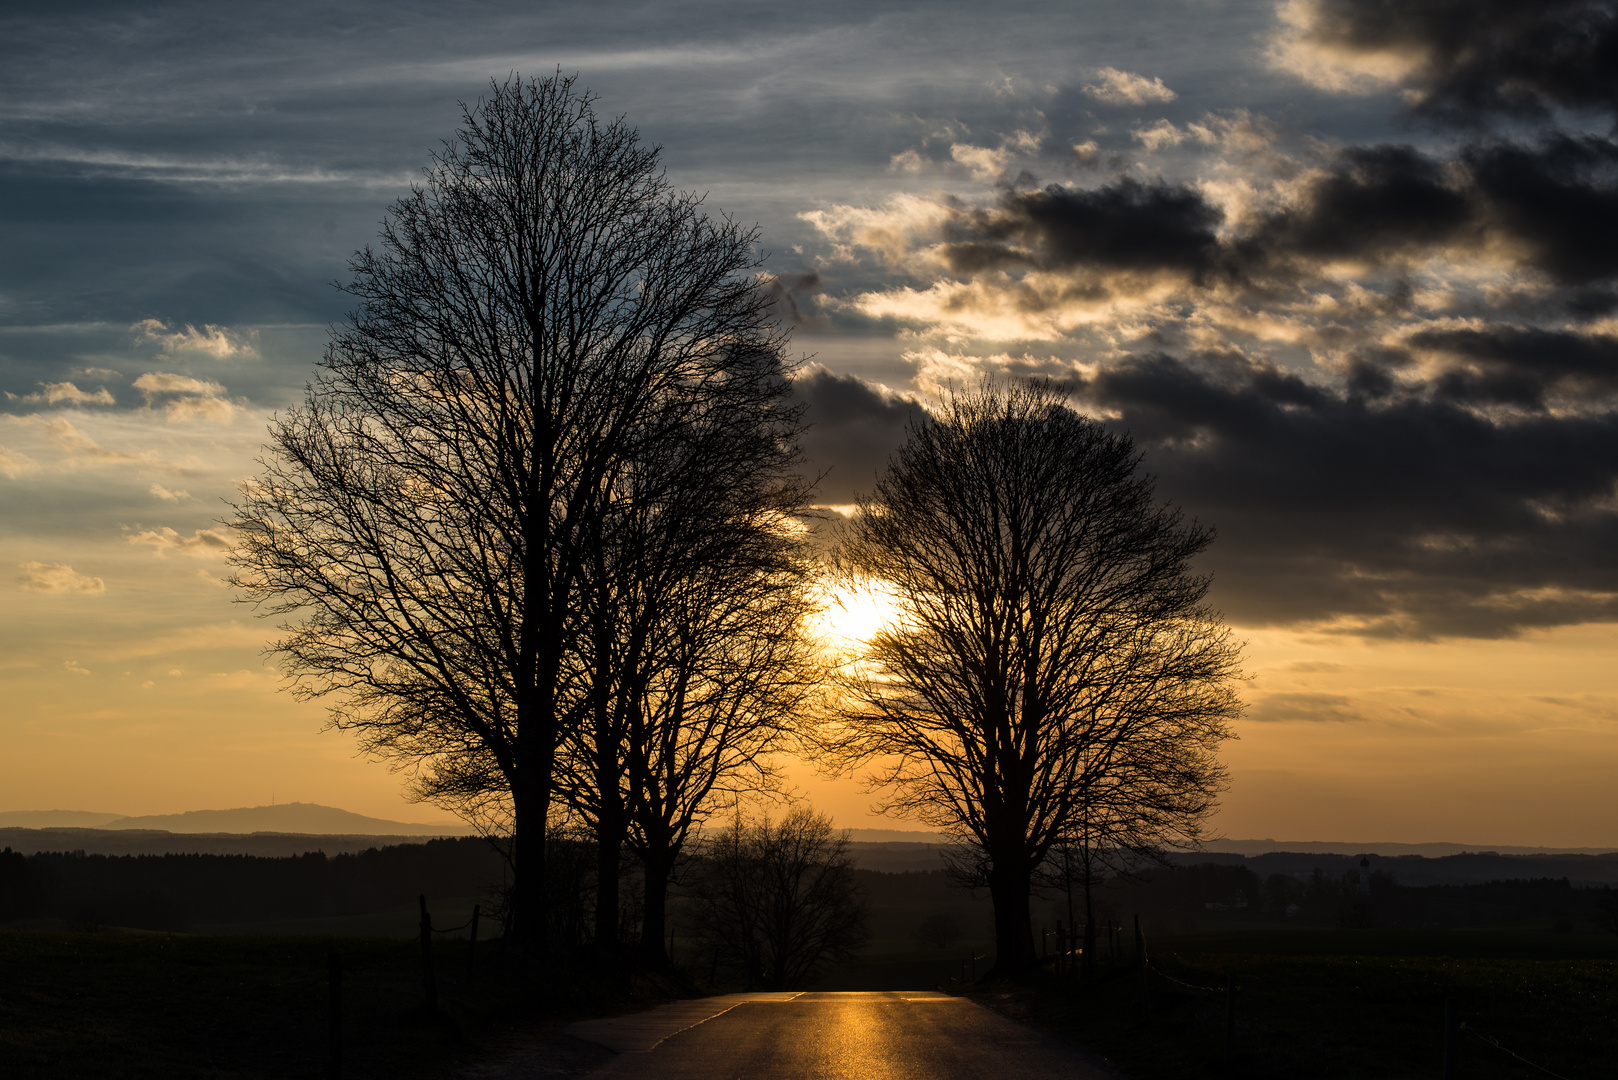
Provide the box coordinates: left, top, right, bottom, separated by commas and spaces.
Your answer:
811, 580, 904, 655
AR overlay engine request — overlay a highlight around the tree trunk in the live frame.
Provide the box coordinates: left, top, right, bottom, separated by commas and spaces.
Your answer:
508, 758, 548, 965
986, 861, 1036, 976
640, 853, 672, 967
1082, 864, 1097, 980
594, 813, 625, 956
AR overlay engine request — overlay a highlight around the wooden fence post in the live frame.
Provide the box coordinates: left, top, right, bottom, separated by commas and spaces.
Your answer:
418, 895, 437, 1011
328, 947, 342, 1079
1134, 916, 1149, 1012
1224, 974, 1235, 1060
1443, 996, 1456, 1079
467, 903, 481, 983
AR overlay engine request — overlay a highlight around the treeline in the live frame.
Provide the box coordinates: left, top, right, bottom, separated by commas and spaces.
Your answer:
1087, 862, 1618, 931
1184, 849, 1618, 888
0, 839, 503, 932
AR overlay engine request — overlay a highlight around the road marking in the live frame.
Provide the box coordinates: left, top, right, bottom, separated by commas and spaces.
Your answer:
566, 993, 804, 1053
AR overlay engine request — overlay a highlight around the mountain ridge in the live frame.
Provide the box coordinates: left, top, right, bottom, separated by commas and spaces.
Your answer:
0, 803, 473, 836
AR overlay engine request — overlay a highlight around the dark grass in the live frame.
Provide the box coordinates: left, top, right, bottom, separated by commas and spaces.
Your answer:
0, 929, 692, 1079
991, 927, 1618, 1079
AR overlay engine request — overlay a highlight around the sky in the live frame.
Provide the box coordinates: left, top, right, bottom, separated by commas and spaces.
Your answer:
2, 0, 1616, 846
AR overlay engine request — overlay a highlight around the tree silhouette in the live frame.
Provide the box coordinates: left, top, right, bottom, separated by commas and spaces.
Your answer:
230, 74, 795, 956
692, 808, 868, 989
825, 380, 1240, 974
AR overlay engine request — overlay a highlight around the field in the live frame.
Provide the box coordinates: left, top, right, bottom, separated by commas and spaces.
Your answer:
5, 882, 1616, 1078
0, 928, 674, 1079
994, 925, 1618, 1079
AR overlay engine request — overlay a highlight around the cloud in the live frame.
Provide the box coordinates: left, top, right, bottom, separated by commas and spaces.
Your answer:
133, 319, 257, 359
939, 177, 1224, 282
1270, 0, 1618, 124
20, 381, 115, 406
62, 658, 91, 676
1083, 67, 1177, 106
1246, 691, 1364, 723
149, 483, 192, 501
4, 415, 150, 465
132, 371, 240, 423
1067, 349, 1618, 638
17, 562, 106, 594
0, 445, 38, 478
126, 526, 234, 558
1403, 324, 1618, 409
132, 372, 227, 398
1132, 120, 1186, 151
760, 271, 829, 330
794, 368, 925, 506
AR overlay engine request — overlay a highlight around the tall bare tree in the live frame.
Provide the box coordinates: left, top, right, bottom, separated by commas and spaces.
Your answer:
229, 74, 791, 954
825, 380, 1240, 974
557, 380, 814, 957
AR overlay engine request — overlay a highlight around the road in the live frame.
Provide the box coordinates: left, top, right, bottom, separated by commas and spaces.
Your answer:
563, 991, 1116, 1080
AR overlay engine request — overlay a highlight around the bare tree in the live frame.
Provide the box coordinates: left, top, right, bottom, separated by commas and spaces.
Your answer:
912, 911, 962, 951
692, 808, 869, 989
229, 74, 791, 955
557, 386, 816, 958
825, 380, 1240, 974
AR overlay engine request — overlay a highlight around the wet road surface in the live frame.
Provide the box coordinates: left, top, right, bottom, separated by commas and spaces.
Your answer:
565, 990, 1115, 1080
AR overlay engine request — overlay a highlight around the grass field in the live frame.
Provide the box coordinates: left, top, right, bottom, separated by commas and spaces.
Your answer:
0, 928, 680, 1079
995, 926, 1618, 1079
5, 921, 1614, 1078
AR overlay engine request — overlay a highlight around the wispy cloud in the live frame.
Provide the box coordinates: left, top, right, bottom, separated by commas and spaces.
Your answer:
16, 381, 115, 406
0, 445, 38, 478
149, 483, 192, 501
17, 561, 105, 594
1083, 67, 1177, 106
134, 320, 256, 360
132, 369, 240, 423
126, 526, 233, 558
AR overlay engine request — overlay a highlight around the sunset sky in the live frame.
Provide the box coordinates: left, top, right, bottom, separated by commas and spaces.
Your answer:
3, 0, 1615, 847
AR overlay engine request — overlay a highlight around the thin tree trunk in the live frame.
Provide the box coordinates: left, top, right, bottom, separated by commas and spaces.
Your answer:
594, 813, 625, 956
1082, 859, 1097, 980
640, 853, 672, 966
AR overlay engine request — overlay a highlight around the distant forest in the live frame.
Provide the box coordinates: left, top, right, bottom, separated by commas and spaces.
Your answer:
2, 838, 1614, 937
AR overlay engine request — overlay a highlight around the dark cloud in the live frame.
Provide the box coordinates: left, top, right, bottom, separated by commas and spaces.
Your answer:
926, 132, 1618, 310
1246, 692, 1364, 723
792, 368, 924, 506
1237, 144, 1473, 267
1069, 350, 1618, 638
1464, 135, 1618, 284
1293, 0, 1618, 124
762, 271, 829, 330
941, 179, 1224, 281
1409, 324, 1618, 409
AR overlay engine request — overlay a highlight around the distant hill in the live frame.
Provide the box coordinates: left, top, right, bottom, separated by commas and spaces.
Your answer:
0, 803, 474, 836
0, 810, 126, 829
844, 828, 948, 844
1206, 839, 1618, 857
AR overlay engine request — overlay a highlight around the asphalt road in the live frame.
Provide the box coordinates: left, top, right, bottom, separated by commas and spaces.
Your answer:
564, 991, 1116, 1080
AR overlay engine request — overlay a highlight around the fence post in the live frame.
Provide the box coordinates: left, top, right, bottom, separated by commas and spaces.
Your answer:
1055, 920, 1064, 973
1443, 996, 1456, 1080
467, 903, 481, 983
418, 895, 437, 1011
1224, 974, 1235, 1060
1135, 916, 1149, 1012
328, 947, 342, 1079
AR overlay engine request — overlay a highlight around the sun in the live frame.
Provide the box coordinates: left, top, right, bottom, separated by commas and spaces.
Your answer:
812, 580, 904, 654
